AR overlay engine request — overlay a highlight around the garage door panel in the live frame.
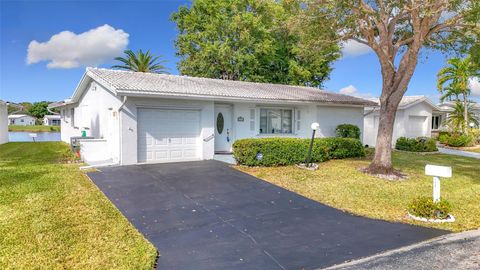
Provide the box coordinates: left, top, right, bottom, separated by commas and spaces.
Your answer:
137, 108, 201, 163
408, 116, 427, 138
184, 149, 197, 158
155, 151, 169, 160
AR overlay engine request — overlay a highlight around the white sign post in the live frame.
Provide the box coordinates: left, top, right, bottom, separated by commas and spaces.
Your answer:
29, 133, 37, 142
425, 165, 452, 203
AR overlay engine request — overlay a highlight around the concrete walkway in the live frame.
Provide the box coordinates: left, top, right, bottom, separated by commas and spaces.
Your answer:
325, 229, 480, 270
438, 147, 480, 159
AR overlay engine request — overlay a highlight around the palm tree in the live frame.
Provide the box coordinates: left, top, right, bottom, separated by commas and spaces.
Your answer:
112, 49, 169, 73
437, 57, 479, 132
446, 101, 479, 132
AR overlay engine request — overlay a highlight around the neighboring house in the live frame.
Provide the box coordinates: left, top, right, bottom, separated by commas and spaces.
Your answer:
51, 67, 375, 165
432, 101, 480, 134
43, 114, 61, 126
8, 114, 36, 126
0, 101, 8, 144
364, 96, 440, 147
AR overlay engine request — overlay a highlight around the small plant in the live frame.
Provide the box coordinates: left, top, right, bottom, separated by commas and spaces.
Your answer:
335, 124, 361, 140
395, 137, 438, 152
437, 131, 450, 144
408, 196, 451, 220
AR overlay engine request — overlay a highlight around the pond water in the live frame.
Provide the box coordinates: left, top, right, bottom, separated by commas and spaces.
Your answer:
9, 132, 61, 142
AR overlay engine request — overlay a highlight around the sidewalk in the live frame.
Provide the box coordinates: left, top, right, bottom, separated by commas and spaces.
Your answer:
323, 229, 480, 270
438, 147, 480, 159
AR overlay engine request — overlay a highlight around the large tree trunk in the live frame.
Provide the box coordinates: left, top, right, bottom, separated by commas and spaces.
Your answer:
366, 46, 420, 176
367, 90, 403, 174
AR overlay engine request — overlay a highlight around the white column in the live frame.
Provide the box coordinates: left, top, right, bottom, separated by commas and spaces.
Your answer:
433, 176, 441, 203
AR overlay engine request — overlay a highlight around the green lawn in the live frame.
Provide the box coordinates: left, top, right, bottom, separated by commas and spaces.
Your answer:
465, 148, 480, 153
8, 125, 60, 132
0, 142, 157, 269
237, 149, 480, 232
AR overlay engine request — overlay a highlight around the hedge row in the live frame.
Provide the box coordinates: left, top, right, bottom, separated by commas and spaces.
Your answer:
232, 137, 365, 166
395, 137, 438, 152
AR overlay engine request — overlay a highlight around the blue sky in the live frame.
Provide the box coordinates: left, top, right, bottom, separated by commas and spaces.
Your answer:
1, 0, 477, 103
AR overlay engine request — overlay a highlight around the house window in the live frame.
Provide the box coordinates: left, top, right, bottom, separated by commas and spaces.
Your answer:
432, 115, 441, 130
20, 119, 24, 122
259, 108, 293, 134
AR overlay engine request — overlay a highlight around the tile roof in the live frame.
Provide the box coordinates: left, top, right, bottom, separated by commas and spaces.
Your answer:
44, 114, 61, 119
8, 114, 32, 119
86, 68, 376, 106
368, 96, 432, 109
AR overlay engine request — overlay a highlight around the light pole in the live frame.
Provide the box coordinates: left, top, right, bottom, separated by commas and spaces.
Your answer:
305, 122, 320, 167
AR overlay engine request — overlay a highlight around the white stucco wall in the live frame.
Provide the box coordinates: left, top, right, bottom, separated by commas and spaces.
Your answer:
9, 115, 36, 126
316, 105, 364, 139
60, 80, 122, 163
79, 139, 111, 164
0, 101, 8, 144
363, 101, 433, 147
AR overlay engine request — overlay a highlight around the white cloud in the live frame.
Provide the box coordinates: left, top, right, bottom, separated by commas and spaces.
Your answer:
339, 85, 358, 95
339, 85, 375, 99
470, 77, 480, 96
341, 39, 372, 57
27, 24, 129, 69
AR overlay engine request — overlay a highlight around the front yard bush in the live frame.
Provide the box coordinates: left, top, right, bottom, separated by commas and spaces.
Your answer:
445, 133, 474, 147
437, 132, 475, 147
395, 137, 438, 152
335, 124, 361, 139
232, 137, 364, 166
470, 129, 480, 145
408, 197, 451, 220
437, 131, 450, 144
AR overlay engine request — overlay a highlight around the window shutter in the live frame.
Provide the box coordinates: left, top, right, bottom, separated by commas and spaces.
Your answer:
296, 110, 301, 131
250, 109, 255, 131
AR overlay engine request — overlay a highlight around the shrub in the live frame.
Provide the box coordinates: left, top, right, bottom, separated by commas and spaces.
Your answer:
469, 129, 480, 145
335, 124, 361, 139
408, 196, 451, 220
445, 133, 474, 147
437, 131, 450, 144
232, 137, 365, 166
395, 137, 438, 152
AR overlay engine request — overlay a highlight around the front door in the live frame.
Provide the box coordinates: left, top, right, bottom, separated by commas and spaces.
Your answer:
214, 105, 233, 153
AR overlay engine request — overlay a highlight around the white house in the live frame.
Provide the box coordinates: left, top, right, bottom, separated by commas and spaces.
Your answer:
8, 114, 36, 126
0, 101, 8, 144
52, 67, 375, 165
364, 96, 441, 147
43, 114, 61, 126
432, 101, 480, 134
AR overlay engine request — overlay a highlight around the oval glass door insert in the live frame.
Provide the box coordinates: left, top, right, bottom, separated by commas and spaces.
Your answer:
217, 113, 224, 134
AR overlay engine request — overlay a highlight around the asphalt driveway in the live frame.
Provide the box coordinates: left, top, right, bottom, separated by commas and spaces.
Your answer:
88, 160, 447, 270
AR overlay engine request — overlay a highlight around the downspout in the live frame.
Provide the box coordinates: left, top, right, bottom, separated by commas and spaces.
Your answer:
118, 96, 128, 165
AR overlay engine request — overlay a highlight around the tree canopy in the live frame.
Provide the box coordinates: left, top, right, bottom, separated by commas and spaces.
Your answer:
171, 0, 340, 87
112, 50, 169, 73
296, 0, 480, 175
28, 101, 50, 119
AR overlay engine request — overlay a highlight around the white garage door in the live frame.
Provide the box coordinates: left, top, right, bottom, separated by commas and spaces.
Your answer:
408, 115, 428, 138
138, 108, 201, 163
